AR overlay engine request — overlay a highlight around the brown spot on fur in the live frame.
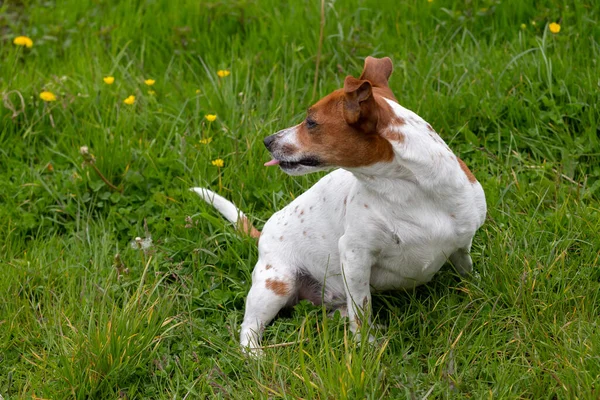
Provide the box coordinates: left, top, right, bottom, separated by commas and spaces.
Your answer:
265, 264, 272, 270
237, 215, 261, 239
280, 143, 297, 155
303, 231, 307, 236
266, 278, 290, 296
382, 127, 405, 143
457, 158, 477, 183
450, 213, 456, 219
427, 124, 435, 132
279, 236, 284, 241
343, 197, 347, 205
364, 204, 369, 208
300, 210, 304, 215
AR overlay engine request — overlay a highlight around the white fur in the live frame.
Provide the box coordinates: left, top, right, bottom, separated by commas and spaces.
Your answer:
194, 97, 486, 351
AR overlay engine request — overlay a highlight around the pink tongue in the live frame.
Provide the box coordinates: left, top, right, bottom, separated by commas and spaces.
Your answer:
264, 159, 281, 167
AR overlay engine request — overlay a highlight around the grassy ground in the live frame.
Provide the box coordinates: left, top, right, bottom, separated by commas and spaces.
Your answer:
1, 0, 599, 398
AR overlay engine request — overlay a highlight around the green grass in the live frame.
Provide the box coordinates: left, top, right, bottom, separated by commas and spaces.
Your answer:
1, 0, 599, 398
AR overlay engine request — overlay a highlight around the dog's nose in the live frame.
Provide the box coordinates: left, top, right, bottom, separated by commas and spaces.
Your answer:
263, 134, 276, 151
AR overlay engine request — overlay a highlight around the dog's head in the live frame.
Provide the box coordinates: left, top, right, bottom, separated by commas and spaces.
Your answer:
264, 57, 400, 176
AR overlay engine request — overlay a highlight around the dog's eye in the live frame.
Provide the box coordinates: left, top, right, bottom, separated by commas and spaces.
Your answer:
306, 117, 318, 129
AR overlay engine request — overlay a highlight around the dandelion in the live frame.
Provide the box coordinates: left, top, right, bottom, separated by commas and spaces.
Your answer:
205, 114, 217, 122
130, 236, 153, 250
196, 89, 201, 94
199, 137, 213, 144
103, 76, 115, 85
13, 36, 33, 48
427, 0, 433, 2
211, 158, 224, 167
123, 95, 135, 105
549, 22, 561, 34
147, 90, 156, 96
217, 70, 230, 78
144, 79, 156, 86
520, 23, 527, 30
40, 91, 57, 102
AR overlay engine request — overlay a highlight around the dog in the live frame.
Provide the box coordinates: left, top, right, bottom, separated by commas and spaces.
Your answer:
192, 56, 486, 352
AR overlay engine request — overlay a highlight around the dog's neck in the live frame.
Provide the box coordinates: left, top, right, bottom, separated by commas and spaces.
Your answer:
345, 98, 463, 201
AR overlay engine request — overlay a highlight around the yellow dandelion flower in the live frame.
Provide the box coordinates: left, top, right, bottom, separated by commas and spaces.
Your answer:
40, 91, 57, 102
211, 159, 224, 167
520, 23, 527, 30
123, 95, 136, 105
144, 79, 156, 86
13, 36, 33, 48
103, 76, 115, 85
196, 89, 201, 94
199, 137, 213, 145
549, 22, 561, 34
205, 114, 217, 122
217, 70, 230, 78
147, 90, 156, 96
427, 0, 433, 3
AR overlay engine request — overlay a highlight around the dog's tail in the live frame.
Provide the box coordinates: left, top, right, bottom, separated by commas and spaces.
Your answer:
190, 187, 261, 239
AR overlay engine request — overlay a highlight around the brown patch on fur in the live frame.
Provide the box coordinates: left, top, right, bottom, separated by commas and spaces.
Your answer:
267, 57, 408, 168
364, 204, 369, 208
237, 215, 261, 239
266, 278, 290, 296
376, 96, 406, 143
289, 58, 401, 169
279, 236, 284, 241
294, 91, 395, 168
457, 158, 477, 183
265, 264, 272, 270
382, 129, 405, 143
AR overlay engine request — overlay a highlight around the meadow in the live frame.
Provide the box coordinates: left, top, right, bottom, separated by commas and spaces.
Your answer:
1, 0, 599, 398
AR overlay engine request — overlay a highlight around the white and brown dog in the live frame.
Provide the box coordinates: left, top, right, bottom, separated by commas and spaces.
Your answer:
193, 56, 486, 351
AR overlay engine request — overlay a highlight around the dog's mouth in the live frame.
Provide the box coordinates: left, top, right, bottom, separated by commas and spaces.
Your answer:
264, 156, 322, 170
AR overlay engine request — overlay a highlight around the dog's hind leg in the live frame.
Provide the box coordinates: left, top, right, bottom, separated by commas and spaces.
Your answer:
240, 259, 297, 353
449, 247, 473, 276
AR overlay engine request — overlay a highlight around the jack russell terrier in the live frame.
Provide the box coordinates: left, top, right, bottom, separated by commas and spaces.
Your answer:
192, 56, 486, 352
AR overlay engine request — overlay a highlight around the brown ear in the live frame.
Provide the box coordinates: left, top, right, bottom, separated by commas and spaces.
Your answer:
359, 56, 393, 88
343, 76, 373, 125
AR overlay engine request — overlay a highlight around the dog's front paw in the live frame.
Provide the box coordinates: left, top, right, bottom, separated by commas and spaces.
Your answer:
353, 332, 377, 344
241, 344, 264, 358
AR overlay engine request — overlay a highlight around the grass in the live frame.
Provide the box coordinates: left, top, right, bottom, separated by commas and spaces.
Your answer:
1, 0, 599, 398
